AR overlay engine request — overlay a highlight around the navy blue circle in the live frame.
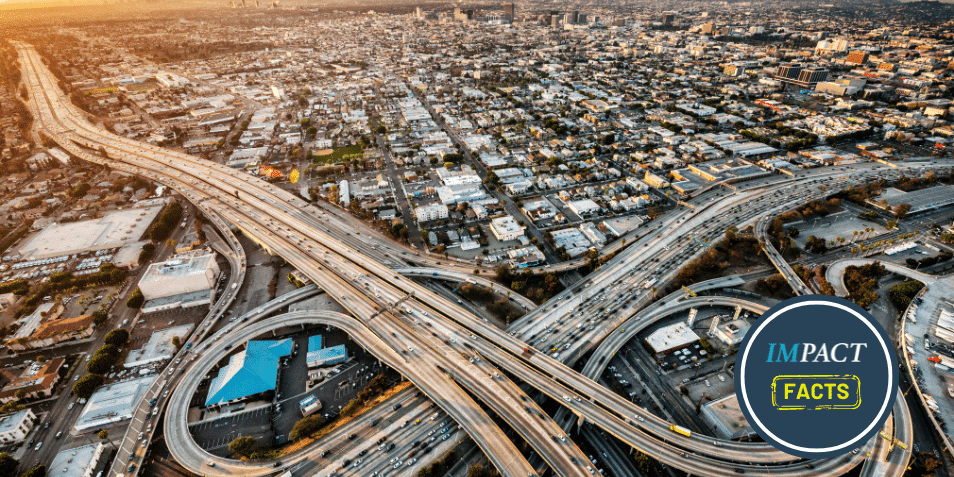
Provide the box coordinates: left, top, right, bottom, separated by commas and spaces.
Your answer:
734, 295, 898, 459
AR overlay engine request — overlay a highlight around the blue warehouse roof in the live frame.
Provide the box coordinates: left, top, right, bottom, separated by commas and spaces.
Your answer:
205, 338, 292, 406
307, 344, 347, 366
307, 335, 323, 353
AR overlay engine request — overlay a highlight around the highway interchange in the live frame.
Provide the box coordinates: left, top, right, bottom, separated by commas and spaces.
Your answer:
14, 41, 951, 477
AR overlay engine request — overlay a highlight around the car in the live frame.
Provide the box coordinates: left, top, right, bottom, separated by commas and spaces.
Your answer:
68, 402, 75, 410
35, 442, 42, 451
141, 441, 147, 448
320, 450, 331, 458
273, 461, 282, 468
348, 433, 357, 440
358, 450, 367, 457
127, 464, 135, 472
55, 431, 62, 439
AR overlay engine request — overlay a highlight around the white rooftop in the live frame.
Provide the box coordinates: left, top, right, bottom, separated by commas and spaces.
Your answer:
125, 324, 193, 368
16, 205, 165, 260
74, 375, 156, 432
645, 322, 700, 353
48, 443, 105, 477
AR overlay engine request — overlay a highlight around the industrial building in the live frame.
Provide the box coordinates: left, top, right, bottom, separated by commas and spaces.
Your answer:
306, 344, 348, 368
645, 322, 700, 354
0, 408, 36, 445
138, 249, 220, 313
205, 339, 292, 406
48, 443, 106, 477
74, 376, 156, 432
14, 204, 165, 260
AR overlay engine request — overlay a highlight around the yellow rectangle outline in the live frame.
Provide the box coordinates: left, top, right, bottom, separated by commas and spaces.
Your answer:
770, 375, 861, 410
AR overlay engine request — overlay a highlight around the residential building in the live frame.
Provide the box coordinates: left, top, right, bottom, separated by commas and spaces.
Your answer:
0, 408, 35, 445
416, 203, 449, 222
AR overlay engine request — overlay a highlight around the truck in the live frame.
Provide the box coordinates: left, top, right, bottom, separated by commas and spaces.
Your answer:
231, 283, 238, 290
299, 394, 322, 417
670, 424, 692, 437
643, 278, 657, 290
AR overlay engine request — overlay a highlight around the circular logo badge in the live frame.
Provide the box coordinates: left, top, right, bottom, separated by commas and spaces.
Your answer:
735, 295, 898, 458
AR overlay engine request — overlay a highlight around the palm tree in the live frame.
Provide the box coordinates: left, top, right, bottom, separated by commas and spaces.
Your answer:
852, 231, 858, 243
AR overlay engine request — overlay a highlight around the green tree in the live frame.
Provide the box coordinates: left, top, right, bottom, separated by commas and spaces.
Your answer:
103, 328, 129, 347
91, 310, 108, 327
97, 430, 108, 441
228, 436, 257, 457
86, 354, 114, 375
126, 288, 144, 309
72, 374, 105, 399
0, 452, 18, 477
289, 414, 325, 441
171, 336, 181, 348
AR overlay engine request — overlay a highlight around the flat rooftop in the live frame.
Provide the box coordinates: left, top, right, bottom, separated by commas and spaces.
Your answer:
16, 205, 165, 260
125, 324, 194, 368
702, 393, 756, 439
0, 408, 33, 435
644, 322, 699, 354
74, 375, 156, 432
48, 443, 105, 477
877, 185, 954, 214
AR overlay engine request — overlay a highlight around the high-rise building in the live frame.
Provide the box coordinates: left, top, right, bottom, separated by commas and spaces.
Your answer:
798, 68, 829, 85
661, 13, 675, 25
504, 3, 514, 22
415, 6, 422, 18
846, 51, 869, 65
775, 63, 804, 80
572, 10, 579, 24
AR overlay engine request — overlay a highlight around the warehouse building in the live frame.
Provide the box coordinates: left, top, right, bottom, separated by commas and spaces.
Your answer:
644, 322, 700, 354
138, 249, 220, 313
48, 442, 105, 477
74, 376, 155, 432
307, 344, 348, 368
205, 339, 292, 406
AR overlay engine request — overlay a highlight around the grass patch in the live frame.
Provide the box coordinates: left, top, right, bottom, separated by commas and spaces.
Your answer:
312, 145, 364, 165
280, 381, 412, 456
83, 87, 118, 95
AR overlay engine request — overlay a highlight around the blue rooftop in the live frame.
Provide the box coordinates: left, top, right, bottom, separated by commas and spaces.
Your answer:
205, 339, 292, 406
307, 344, 347, 366
307, 335, 323, 353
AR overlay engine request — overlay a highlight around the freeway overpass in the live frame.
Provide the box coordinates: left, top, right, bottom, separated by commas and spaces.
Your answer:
16, 42, 911, 477
393, 267, 537, 311
825, 258, 939, 297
